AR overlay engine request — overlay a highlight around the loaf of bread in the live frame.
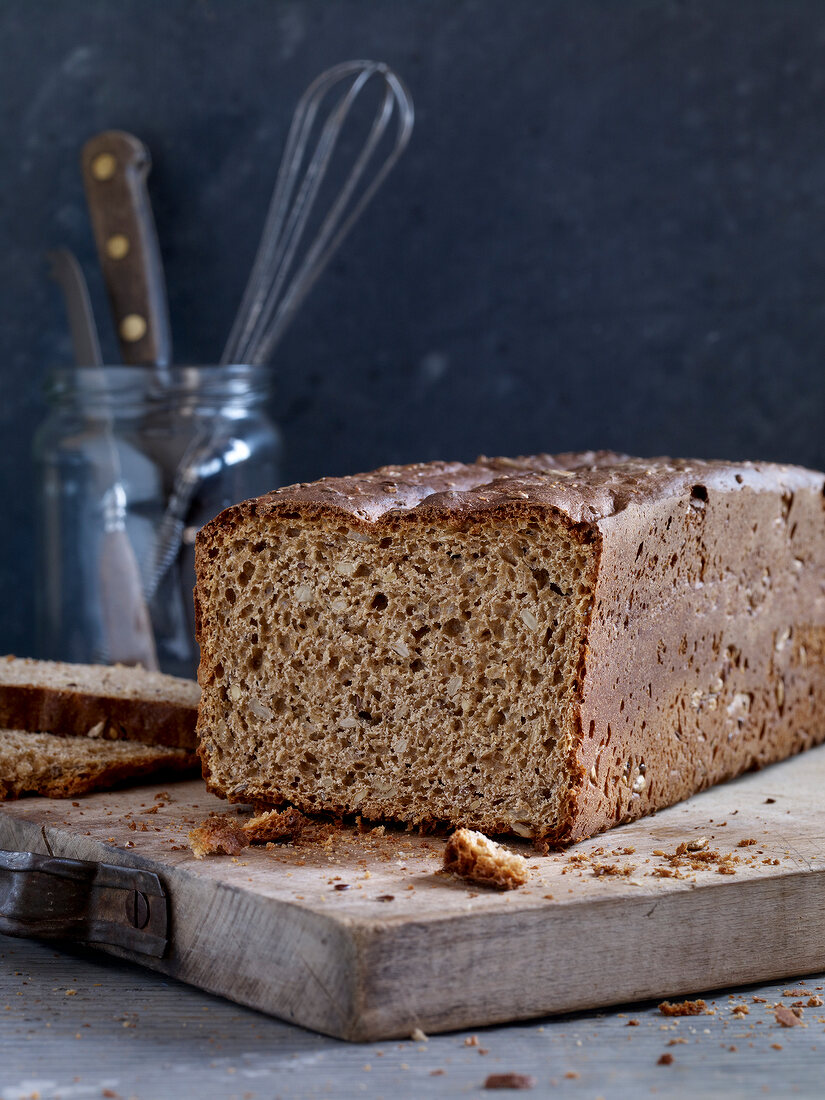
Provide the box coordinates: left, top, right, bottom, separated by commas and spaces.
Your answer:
193, 452, 825, 844
0, 657, 199, 750
0, 728, 196, 800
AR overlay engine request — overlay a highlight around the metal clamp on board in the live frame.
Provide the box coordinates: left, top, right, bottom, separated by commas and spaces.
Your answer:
0, 849, 167, 957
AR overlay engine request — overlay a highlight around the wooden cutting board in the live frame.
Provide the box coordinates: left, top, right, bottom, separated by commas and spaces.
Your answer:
2, 746, 825, 1042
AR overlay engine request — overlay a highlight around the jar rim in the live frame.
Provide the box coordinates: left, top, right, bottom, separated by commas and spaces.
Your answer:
45, 363, 275, 411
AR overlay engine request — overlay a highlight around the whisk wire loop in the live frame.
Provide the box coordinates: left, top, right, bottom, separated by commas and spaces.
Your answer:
221, 59, 414, 366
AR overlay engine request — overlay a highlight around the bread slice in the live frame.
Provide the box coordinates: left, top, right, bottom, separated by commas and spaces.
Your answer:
193, 452, 825, 844
0, 656, 199, 750
0, 728, 196, 800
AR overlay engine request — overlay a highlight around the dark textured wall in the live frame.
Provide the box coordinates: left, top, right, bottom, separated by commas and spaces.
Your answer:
2, 0, 825, 655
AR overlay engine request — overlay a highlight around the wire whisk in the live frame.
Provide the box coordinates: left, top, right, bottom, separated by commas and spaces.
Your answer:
147, 61, 412, 601
221, 59, 414, 366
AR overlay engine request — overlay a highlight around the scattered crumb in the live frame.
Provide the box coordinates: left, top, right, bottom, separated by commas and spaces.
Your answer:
591, 862, 636, 877
484, 1073, 536, 1090
188, 806, 309, 858
465, 1035, 480, 1047
411, 1028, 427, 1042
430, 1069, 445, 1076
657, 1053, 674, 1065
659, 999, 708, 1017
685, 837, 708, 852
775, 1006, 803, 1028
443, 828, 528, 890
731, 1003, 750, 1017
737, 838, 757, 847
243, 807, 308, 844
626, 1019, 640, 1027
564, 1071, 580, 1080
188, 815, 247, 859
771, 1043, 783, 1050
667, 1038, 688, 1046
808, 996, 824, 1007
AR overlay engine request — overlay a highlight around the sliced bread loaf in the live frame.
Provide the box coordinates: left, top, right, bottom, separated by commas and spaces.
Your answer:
0, 728, 196, 800
193, 451, 825, 844
0, 656, 199, 750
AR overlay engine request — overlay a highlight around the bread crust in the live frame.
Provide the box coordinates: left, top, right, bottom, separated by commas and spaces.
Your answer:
0, 661, 198, 750
195, 452, 825, 843
0, 739, 197, 801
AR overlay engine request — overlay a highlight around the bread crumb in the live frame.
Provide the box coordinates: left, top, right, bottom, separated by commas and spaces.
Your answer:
484, 1073, 536, 1089
411, 1027, 427, 1041
243, 806, 308, 844
657, 1053, 674, 1065
591, 862, 636, 877
188, 806, 309, 858
443, 828, 528, 890
775, 1005, 803, 1028
188, 815, 247, 859
659, 999, 708, 1017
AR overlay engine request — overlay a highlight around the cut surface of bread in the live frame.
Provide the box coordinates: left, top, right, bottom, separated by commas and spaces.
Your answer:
0, 656, 199, 749
194, 452, 825, 843
0, 728, 197, 800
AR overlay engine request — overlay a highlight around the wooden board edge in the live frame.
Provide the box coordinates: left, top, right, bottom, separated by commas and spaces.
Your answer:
0, 812, 367, 1040
343, 870, 825, 1040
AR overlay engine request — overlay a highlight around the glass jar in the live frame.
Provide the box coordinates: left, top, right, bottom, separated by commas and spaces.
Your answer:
34, 365, 282, 679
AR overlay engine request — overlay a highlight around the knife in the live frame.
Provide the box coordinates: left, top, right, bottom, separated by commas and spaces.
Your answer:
47, 248, 103, 366
81, 130, 172, 367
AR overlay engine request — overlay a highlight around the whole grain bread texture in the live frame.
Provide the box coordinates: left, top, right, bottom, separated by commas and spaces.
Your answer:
0, 728, 196, 800
193, 451, 825, 844
0, 657, 199, 750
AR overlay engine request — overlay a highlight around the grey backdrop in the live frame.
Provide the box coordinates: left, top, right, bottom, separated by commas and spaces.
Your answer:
2, 0, 824, 656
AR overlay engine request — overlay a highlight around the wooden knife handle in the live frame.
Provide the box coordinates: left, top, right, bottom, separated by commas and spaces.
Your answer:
81, 130, 172, 366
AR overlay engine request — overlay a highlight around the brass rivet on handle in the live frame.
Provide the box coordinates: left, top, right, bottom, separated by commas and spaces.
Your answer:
106, 234, 130, 260
120, 314, 147, 342
91, 152, 117, 181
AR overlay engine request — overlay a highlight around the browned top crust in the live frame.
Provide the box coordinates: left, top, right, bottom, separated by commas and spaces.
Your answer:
200, 452, 825, 537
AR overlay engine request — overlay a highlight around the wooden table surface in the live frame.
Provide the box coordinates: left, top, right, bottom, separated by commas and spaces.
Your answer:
0, 930, 821, 1099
